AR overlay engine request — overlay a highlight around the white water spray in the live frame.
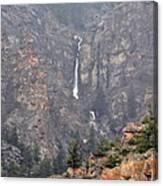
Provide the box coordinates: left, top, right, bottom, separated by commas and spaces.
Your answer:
73, 57, 79, 99
83, 139, 88, 144
73, 35, 83, 100
89, 110, 97, 131
90, 111, 96, 121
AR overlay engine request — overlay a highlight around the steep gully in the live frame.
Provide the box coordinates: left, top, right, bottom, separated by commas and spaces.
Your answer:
72, 35, 97, 141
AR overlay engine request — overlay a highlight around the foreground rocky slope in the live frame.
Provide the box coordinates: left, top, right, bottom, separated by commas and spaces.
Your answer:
61, 112, 157, 180
1, 2, 157, 176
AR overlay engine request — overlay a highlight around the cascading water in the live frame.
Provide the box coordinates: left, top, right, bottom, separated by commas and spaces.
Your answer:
82, 111, 97, 145
73, 35, 83, 100
89, 110, 97, 131
73, 58, 79, 99
90, 111, 105, 136
90, 111, 96, 121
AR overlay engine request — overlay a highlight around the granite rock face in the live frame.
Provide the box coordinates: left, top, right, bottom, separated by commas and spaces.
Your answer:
1, 2, 156, 162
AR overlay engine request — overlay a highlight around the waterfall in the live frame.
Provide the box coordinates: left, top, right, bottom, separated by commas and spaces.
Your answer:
90, 111, 96, 121
73, 58, 79, 99
73, 35, 83, 100
89, 110, 97, 131
100, 130, 105, 136
83, 139, 88, 144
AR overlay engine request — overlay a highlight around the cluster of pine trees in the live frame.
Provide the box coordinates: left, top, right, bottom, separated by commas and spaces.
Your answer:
1, 127, 55, 177
133, 108, 158, 153
65, 107, 158, 171
2, 107, 157, 177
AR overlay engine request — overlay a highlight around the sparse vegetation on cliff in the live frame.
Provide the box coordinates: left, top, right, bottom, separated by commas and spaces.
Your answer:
1, 128, 54, 177
62, 109, 157, 180
1, 109, 157, 179
66, 137, 82, 169
133, 108, 158, 154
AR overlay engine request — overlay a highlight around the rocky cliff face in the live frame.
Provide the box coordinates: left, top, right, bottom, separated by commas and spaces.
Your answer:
1, 2, 156, 163
100, 150, 157, 181
100, 121, 157, 181
62, 119, 157, 180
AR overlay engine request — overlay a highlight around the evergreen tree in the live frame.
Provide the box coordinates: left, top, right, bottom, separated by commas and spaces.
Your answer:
95, 137, 120, 157
2, 127, 55, 177
88, 126, 97, 154
35, 156, 53, 177
5, 127, 19, 146
103, 154, 122, 169
2, 162, 23, 177
32, 144, 40, 163
133, 106, 158, 153
66, 137, 82, 168
53, 143, 66, 174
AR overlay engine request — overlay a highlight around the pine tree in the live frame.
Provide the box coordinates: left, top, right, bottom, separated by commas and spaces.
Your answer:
66, 138, 82, 168
88, 126, 97, 154
133, 106, 158, 153
95, 137, 120, 157
103, 154, 122, 169
53, 143, 66, 174
35, 156, 53, 177
95, 138, 111, 157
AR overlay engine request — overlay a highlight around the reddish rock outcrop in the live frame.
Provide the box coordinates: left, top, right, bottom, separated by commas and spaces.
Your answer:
100, 167, 121, 180
100, 153, 157, 181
